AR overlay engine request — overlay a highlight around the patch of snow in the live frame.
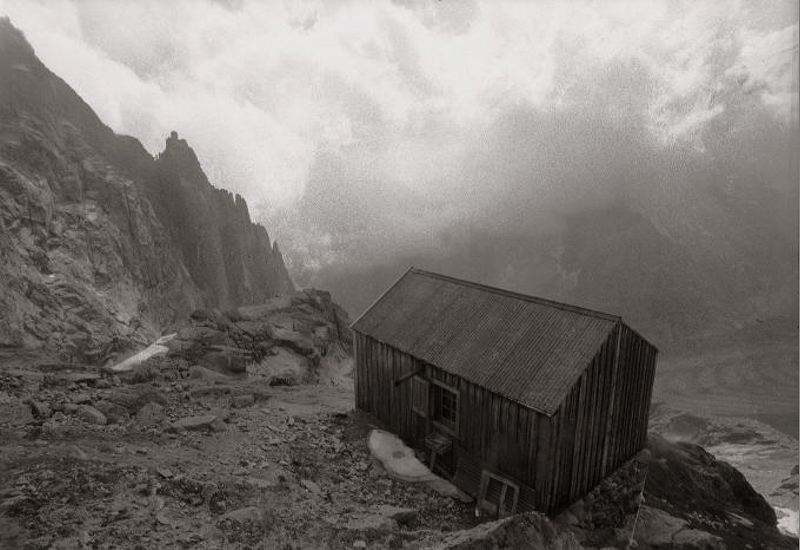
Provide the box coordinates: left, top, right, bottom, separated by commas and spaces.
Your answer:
367, 429, 471, 502
109, 333, 176, 372
368, 429, 438, 482
775, 506, 799, 536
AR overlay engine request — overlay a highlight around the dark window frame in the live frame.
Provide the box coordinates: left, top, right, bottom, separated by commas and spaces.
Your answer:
430, 378, 459, 435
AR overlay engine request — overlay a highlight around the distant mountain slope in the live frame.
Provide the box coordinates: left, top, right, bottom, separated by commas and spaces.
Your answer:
0, 18, 293, 362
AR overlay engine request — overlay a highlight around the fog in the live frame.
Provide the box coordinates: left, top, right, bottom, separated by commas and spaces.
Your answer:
2, 0, 796, 324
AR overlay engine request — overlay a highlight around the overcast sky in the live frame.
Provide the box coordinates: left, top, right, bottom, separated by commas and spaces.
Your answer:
1, 0, 797, 311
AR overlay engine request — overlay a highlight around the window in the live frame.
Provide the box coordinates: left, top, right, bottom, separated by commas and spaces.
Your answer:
411, 376, 429, 417
432, 381, 458, 432
478, 470, 519, 518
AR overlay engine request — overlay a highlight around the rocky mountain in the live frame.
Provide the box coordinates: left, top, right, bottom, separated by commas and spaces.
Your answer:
0, 18, 293, 363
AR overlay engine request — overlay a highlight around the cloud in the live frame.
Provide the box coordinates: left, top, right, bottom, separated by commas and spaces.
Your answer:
0, 0, 796, 312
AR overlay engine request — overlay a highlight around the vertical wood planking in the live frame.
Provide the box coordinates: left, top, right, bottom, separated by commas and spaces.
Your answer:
354, 316, 659, 515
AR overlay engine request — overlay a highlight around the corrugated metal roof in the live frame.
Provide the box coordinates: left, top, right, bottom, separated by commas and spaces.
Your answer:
352, 268, 620, 415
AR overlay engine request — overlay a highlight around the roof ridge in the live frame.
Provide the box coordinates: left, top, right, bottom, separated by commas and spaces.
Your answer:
410, 268, 620, 322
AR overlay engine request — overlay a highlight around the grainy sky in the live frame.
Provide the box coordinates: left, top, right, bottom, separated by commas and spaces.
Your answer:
1, 0, 797, 308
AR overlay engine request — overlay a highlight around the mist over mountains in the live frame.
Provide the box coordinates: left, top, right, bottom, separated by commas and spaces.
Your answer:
293, 95, 797, 348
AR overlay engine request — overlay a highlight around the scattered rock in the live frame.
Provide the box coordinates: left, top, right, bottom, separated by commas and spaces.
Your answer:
102, 386, 168, 414
222, 506, 263, 524
135, 401, 165, 427
76, 404, 107, 425
170, 414, 226, 433
199, 346, 251, 375
27, 399, 52, 419
344, 513, 397, 532
188, 365, 231, 381
68, 445, 89, 460
0, 399, 35, 426
410, 512, 581, 549
71, 392, 92, 404
635, 505, 724, 549
300, 479, 323, 496
64, 372, 101, 385
373, 504, 418, 526
93, 400, 130, 424
232, 393, 255, 408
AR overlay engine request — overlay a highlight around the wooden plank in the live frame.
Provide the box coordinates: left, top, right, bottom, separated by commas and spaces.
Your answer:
579, 356, 598, 497
580, 362, 596, 496
568, 388, 581, 500
535, 414, 550, 510
601, 325, 622, 476
592, 338, 612, 485
584, 347, 602, 492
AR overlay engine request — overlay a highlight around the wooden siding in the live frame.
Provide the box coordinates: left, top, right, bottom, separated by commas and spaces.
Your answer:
353, 321, 657, 514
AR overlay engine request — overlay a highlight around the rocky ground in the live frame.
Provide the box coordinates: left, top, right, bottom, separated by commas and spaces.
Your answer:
649, 403, 799, 537
0, 291, 796, 549
0, 291, 480, 549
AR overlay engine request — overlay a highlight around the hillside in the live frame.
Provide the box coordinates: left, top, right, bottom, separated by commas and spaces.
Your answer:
0, 18, 293, 364
1, 298, 795, 549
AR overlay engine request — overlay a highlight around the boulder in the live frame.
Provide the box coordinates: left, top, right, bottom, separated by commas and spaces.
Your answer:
93, 399, 130, 424
170, 414, 226, 433
136, 402, 165, 427
77, 404, 107, 425
0, 398, 34, 426
199, 346, 250, 374
231, 394, 255, 408
28, 399, 52, 419
70, 392, 92, 404
300, 479, 323, 496
237, 297, 293, 320
64, 372, 101, 385
101, 386, 168, 414
372, 504, 418, 526
250, 347, 307, 386
188, 365, 231, 381
271, 326, 315, 356
634, 506, 724, 549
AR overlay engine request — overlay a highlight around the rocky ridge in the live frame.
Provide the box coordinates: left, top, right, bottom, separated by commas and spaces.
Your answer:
0, 18, 293, 363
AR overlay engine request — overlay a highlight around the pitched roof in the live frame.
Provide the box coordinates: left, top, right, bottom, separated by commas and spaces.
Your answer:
352, 268, 621, 415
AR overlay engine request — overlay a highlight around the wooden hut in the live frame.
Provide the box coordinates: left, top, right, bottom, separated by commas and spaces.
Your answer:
351, 268, 658, 515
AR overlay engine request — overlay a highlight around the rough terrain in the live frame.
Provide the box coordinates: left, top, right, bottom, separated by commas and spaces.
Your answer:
0, 17, 293, 363
650, 403, 799, 537
0, 291, 476, 549
1, 290, 795, 549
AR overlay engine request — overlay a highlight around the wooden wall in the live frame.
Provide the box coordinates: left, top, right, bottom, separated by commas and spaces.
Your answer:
353, 322, 657, 513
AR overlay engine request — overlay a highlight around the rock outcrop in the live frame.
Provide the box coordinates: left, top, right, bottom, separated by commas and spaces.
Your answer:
146, 131, 293, 309
0, 18, 293, 363
115, 289, 352, 388
638, 434, 797, 549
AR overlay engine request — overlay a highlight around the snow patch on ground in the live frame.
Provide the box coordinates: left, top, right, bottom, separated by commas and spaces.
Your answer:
109, 333, 176, 372
368, 429, 471, 502
776, 507, 798, 536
